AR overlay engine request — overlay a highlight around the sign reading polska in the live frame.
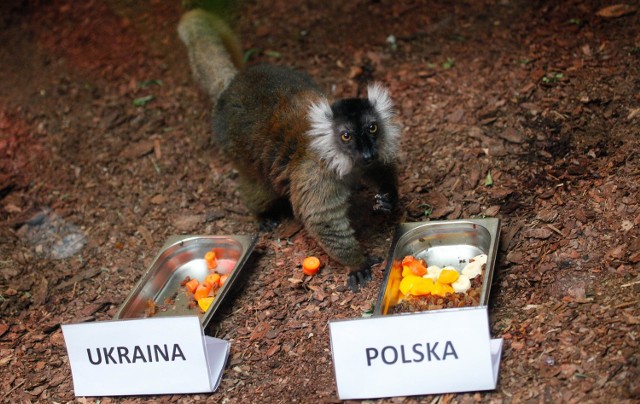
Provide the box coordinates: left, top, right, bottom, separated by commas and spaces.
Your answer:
329, 306, 502, 400
62, 316, 229, 396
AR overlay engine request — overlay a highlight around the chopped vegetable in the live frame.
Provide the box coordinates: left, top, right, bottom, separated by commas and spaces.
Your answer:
185, 278, 199, 294
194, 282, 212, 300
205, 250, 217, 269
204, 273, 221, 288
302, 256, 321, 276
198, 296, 214, 312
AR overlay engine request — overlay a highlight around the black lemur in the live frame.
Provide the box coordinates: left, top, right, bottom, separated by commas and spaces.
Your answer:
178, 10, 401, 290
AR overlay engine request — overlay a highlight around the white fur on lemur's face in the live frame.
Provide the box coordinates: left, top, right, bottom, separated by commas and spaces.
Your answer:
307, 83, 400, 177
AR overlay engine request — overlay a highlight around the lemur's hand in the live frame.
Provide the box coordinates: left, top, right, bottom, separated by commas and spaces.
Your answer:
346, 256, 383, 292
373, 193, 395, 214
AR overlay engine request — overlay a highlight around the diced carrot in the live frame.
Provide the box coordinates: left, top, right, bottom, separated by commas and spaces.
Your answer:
302, 256, 321, 276
185, 278, 199, 294
219, 274, 229, 286
401, 255, 415, 266
409, 260, 427, 276
204, 250, 217, 269
194, 282, 212, 300
204, 273, 221, 288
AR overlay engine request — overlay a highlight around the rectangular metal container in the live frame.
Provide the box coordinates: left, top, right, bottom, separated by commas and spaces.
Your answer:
115, 234, 257, 327
374, 218, 500, 316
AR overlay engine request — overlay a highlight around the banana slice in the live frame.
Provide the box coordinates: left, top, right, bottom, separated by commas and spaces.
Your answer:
452, 274, 471, 293
423, 265, 441, 280
461, 254, 487, 279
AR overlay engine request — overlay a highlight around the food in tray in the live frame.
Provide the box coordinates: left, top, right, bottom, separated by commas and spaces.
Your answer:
391, 253, 487, 313
143, 248, 229, 317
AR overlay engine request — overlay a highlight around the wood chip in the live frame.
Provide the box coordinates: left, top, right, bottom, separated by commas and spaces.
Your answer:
523, 228, 554, 239
137, 225, 154, 248
596, 4, 636, 18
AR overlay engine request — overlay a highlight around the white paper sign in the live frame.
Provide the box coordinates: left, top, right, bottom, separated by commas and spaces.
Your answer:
329, 306, 502, 400
61, 316, 229, 397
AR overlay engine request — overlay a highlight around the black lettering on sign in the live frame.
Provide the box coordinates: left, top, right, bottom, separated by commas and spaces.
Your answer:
363, 341, 459, 366
443, 341, 458, 360
103, 347, 116, 364
87, 348, 102, 365
117, 346, 131, 364
412, 343, 424, 363
172, 343, 186, 361
366, 348, 378, 366
154, 344, 169, 362
426, 342, 440, 361
381, 346, 398, 365
133, 346, 147, 363
400, 345, 412, 364
84, 344, 187, 365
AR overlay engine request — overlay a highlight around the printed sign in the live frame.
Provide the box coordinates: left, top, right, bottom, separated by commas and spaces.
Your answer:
329, 306, 502, 400
62, 316, 229, 396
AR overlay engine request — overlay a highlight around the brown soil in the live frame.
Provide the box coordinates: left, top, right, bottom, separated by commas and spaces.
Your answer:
1, 0, 639, 403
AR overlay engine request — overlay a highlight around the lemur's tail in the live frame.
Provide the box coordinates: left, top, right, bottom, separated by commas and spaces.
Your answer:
178, 9, 244, 102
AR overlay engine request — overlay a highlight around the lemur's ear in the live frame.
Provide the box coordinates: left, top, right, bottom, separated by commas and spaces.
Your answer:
367, 83, 395, 122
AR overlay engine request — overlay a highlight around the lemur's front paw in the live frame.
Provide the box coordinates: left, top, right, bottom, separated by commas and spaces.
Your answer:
373, 193, 395, 214
346, 256, 383, 292
347, 268, 372, 292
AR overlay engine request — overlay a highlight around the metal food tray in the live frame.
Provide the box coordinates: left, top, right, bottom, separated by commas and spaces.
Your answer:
374, 218, 500, 316
115, 234, 257, 327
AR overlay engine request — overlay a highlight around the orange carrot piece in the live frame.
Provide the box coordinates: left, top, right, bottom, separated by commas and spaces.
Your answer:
194, 282, 212, 300
185, 278, 199, 294
204, 250, 217, 269
204, 273, 221, 288
302, 256, 321, 276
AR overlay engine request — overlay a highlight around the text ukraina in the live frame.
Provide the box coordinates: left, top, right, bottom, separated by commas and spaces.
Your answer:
86, 343, 186, 365
365, 341, 458, 366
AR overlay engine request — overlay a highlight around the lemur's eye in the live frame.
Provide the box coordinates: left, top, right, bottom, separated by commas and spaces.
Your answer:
368, 122, 378, 134
340, 131, 352, 143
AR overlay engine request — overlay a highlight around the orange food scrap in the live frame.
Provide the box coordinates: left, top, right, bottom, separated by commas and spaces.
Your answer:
204, 250, 217, 269
219, 274, 229, 286
185, 278, 199, 294
204, 273, 221, 288
194, 282, 212, 300
302, 256, 321, 276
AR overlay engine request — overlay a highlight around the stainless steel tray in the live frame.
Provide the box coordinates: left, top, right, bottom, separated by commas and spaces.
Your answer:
115, 234, 257, 327
374, 218, 500, 316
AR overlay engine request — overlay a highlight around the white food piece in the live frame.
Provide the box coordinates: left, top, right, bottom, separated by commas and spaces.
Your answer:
452, 274, 471, 293
472, 254, 488, 266
423, 265, 441, 280
461, 254, 488, 279
462, 261, 482, 279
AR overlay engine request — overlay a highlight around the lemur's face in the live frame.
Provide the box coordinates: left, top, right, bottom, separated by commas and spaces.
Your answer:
307, 84, 400, 177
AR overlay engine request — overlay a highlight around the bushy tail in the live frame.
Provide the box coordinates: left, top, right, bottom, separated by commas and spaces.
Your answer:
178, 9, 244, 101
